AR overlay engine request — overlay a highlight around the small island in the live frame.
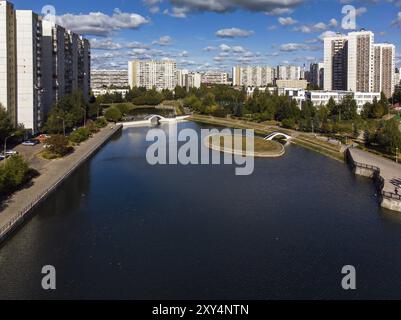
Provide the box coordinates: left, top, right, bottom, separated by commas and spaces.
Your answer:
205, 134, 285, 158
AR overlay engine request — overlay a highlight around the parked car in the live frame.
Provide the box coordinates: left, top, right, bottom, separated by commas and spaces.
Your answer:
0, 155, 5, 161
3, 150, 18, 156
22, 140, 40, 146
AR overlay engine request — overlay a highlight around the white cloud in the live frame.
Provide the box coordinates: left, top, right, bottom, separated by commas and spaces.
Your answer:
152, 35, 173, 46
56, 8, 149, 36
392, 12, 401, 27
279, 43, 319, 52
265, 8, 294, 15
90, 38, 148, 50
215, 27, 254, 38
278, 17, 297, 26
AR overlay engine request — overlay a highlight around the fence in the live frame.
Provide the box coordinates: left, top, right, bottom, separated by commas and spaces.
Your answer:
348, 149, 401, 203
0, 125, 122, 242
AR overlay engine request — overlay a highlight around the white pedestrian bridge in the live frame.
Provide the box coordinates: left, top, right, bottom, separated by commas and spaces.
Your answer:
118, 115, 190, 127
264, 132, 292, 141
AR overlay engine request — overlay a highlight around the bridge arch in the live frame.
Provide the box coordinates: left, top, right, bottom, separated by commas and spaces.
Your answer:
264, 132, 292, 141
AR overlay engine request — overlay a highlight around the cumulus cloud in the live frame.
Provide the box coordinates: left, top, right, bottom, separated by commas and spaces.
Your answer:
56, 8, 149, 36
278, 17, 297, 26
152, 35, 173, 46
265, 7, 294, 15
279, 43, 319, 52
215, 27, 254, 38
90, 38, 148, 50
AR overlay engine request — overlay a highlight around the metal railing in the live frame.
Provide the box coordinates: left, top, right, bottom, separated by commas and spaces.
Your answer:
0, 125, 122, 241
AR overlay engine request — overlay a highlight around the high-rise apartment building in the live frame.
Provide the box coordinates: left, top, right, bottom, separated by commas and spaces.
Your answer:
78, 36, 91, 100
128, 60, 177, 91
347, 30, 374, 93
16, 10, 43, 132
324, 30, 396, 97
0, 1, 90, 133
232, 66, 275, 87
324, 34, 348, 91
276, 65, 301, 81
41, 20, 66, 115
309, 63, 324, 89
186, 72, 201, 90
176, 69, 188, 87
0, 0, 17, 126
201, 71, 229, 85
91, 69, 128, 89
373, 43, 395, 98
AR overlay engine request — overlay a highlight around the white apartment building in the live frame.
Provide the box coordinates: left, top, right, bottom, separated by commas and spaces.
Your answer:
276, 65, 301, 81
185, 72, 201, 90
324, 34, 348, 91
0, 0, 17, 126
232, 66, 275, 87
348, 30, 375, 93
128, 60, 177, 91
176, 69, 201, 90
1, 1, 90, 133
176, 69, 188, 87
201, 71, 229, 85
306, 90, 380, 114
91, 69, 128, 89
16, 10, 43, 132
373, 43, 395, 98
276, 79, 308, 90
324, 30, 395, 98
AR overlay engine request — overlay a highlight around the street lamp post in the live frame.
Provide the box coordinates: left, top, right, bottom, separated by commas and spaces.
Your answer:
4, 134, 15, 166
397, 147, 399, 164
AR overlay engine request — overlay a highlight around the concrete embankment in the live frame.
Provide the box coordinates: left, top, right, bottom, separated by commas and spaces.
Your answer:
347, 148, 401, 213
0, 124, 122, 244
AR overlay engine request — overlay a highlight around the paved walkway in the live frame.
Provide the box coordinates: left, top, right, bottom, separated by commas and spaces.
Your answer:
348, 148, 401, 194
0, 124, 122, 236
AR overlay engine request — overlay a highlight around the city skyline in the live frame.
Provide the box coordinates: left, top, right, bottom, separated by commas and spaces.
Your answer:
7, 0, 401, 71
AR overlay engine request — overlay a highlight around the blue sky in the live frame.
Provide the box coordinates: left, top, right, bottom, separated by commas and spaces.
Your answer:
10, 0, 401, 71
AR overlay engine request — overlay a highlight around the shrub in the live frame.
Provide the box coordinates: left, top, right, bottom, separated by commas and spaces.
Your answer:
95, 117, 108, 128
47, 134, 72, 156
0, 155, 33, 197
69, 127, 91, 144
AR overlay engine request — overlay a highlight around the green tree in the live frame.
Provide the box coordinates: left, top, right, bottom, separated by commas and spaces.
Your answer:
0, 105, 13, 142
47, 135, 71, 157
376, 119, 401, 153
104, 107, 122, 122
0, 155, 31, 196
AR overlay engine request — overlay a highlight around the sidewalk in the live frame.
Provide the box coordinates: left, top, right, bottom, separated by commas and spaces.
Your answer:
0, 124, 122, 240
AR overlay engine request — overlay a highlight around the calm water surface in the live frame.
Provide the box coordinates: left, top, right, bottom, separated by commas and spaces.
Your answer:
1, 121, 401, 299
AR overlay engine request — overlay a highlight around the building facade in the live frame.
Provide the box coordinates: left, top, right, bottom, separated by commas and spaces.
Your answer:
0, 0, 17, 126
373, 43, 395, 98
324, 30, 395, 98
306, 90, 380, 113
91, 69, 128, 89
0, 1, 91, 133
309, 63, 324, 89
201, 71, 229, 85
232, 66, 275, 87
128, 60, 177, 91
324, 34, 348, 91
347, 30, 374, 93
16, 10, 43, 132
276, 65, 301, 81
